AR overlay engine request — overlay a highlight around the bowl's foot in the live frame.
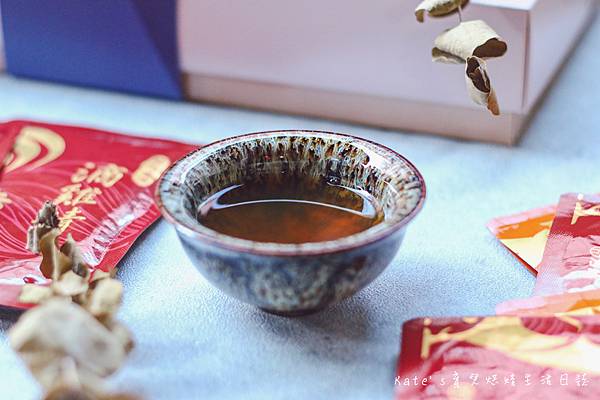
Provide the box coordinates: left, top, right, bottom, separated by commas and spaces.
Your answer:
259, 306, 324, 317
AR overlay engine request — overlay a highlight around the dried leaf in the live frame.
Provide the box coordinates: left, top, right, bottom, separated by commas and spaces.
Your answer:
465, 56, 500, 115
415, 0, 468, 23
39, 229, 72, 280
27, 201, 59, 254
19, 284, 53, 304
87, 279, 123, 319
433, 20, 507, 63
52, 271, 89, 297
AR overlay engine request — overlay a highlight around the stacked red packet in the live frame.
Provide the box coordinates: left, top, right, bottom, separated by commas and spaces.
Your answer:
396, 193, 600, 399
396, 316, 600, 399
496, 193, 600, 315
534, 193, 600, 295
0, 120, 197, 309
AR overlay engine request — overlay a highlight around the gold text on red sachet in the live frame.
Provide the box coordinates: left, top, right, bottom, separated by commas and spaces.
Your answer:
72, 162, 128, 188
55, 184, 101, 207
54, 162, 127, 232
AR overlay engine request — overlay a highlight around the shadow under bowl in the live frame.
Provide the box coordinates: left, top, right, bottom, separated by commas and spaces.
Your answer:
156, 130, 425, 316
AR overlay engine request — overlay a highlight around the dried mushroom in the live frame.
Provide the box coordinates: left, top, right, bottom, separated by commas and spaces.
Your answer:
466, 56, 500, 116
10, 201, 137, 400
433, 20, 507, 63
415, 0, 468, 23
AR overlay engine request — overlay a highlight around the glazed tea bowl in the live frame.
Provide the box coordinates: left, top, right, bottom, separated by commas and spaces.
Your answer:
156, 130, 425, 316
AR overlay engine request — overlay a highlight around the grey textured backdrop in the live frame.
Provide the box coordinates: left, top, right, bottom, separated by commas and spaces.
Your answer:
1, 13, 600, 400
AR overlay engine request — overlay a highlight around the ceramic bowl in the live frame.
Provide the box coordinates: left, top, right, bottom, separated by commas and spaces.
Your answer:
156, 130, 425, 316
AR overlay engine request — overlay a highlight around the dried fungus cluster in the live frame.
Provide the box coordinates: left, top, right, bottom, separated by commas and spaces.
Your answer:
415, 0, 507, 115
9, 201, 137, 400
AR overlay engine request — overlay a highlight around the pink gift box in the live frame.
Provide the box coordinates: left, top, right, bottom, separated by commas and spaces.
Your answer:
178, 0, 596, 144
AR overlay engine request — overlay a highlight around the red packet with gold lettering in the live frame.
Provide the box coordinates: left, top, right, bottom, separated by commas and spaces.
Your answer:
396, 315, 600, 399
0, 120, 197, 309
487, 204, 556, 274
534, 193, 600, 296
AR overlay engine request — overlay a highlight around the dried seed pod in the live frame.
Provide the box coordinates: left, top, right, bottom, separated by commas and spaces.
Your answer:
39, 229, 72, 280
26, 201, 60, 254
432, 20, 507, 63
18, 284, 53, 305
415, 0, 468, 23
465, 56, 500, 116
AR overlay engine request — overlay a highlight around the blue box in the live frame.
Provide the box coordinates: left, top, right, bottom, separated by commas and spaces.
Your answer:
0, 0, 182, 99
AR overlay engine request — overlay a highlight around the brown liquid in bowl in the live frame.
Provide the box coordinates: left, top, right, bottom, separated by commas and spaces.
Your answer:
197, 178, 384, 244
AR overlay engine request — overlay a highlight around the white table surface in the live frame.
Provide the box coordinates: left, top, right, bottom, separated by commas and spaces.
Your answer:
1, 14, 600, 400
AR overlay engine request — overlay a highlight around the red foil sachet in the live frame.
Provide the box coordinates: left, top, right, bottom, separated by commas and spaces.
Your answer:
534, 193, 600, 296
0, 120, 197, 309
396, 316, 600, 399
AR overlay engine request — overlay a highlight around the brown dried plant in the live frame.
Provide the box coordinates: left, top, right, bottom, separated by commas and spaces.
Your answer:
9, 201, 138, 400
415, 0, 507, 115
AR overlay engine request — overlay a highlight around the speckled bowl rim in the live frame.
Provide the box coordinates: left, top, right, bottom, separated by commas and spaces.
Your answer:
155, 130, 426, 257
